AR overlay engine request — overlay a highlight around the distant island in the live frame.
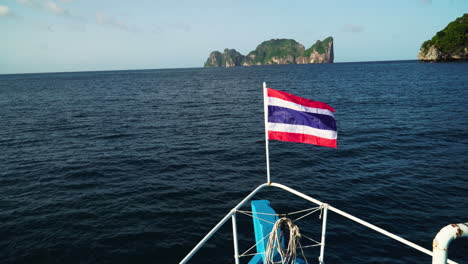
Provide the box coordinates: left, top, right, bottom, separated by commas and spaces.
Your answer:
418, 14, 467, 62
204, 37, 334, 67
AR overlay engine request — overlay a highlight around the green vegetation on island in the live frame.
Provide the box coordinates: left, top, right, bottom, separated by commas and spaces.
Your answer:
304, 36, 333, 57
204, 37, 334, 67
418, 14, 468, 62
244, 39, 305, 65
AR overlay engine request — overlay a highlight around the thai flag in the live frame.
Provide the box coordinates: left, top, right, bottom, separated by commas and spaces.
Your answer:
265, 87, 337, 148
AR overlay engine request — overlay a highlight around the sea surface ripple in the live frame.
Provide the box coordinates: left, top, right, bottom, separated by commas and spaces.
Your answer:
0, 61, 467, 263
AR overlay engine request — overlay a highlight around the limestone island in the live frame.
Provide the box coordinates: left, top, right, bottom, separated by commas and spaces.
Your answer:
418, 14, 467, 62
204, 37, 333, 67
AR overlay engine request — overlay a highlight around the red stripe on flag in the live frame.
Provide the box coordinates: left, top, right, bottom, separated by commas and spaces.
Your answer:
268, 131, 337, 148
267, 88, 335, 112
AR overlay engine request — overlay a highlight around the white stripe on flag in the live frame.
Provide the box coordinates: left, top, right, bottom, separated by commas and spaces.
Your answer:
268, 97, 335, 117
268, 122, 337, 140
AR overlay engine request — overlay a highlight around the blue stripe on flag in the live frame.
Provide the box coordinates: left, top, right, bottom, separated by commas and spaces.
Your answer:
268, 105, 336, 131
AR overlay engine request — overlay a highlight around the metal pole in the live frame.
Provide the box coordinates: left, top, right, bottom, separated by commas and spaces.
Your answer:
181, 182, 460, 264
432, 223, 468, 264
231, 212, 240, 264
318, 204, 328, 264
263, 82, 271, 184
328, 205, 440, 259
268, 183, 458, 264
179, 183, 269, 264
269, 183, 323, 206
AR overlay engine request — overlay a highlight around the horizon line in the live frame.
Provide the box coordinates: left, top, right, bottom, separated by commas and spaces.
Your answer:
0, 59, 421, 76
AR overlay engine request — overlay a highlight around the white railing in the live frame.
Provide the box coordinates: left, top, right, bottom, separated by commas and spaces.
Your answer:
432, 223, 468, 264
180, 182, 461, 264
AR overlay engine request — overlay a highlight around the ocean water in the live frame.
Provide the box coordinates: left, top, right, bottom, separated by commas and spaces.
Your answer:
0, 61, 467, 264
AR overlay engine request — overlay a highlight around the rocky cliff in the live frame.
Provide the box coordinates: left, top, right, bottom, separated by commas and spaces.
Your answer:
302, 37, 334, 63
204, 37, 333, 67
418, 14, 467, 62
204, 49, 244, 67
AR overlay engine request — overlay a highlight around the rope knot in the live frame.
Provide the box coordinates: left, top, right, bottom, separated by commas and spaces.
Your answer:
264, 217, 302, 264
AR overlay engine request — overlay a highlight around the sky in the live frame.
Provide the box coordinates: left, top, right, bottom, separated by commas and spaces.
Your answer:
0, 0, 466, 74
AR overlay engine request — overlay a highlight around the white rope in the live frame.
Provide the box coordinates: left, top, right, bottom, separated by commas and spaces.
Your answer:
239, 231, 272, 257
300, 244, 322, 248
239, 252, 265, 257
297, 240, 309, 264
236, 210, 278, 216
293, 207, 323, 222
237, 207, 321, 217
236, 210, 277, 225
286, 207, 321, 216
235, 207, 322, 263
301, 234, 321, 245
264, 217, 302, 264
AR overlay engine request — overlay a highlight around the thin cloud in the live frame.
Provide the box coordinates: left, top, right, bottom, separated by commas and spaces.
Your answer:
0, 5, 11, 17
44, 1, 66, 15
15, 0, 39, 8
12, 0, 138, 32
95, 12, 140, 33
14, 0, 72, 17
341, 24, 365, 33
420, 0, 432, 4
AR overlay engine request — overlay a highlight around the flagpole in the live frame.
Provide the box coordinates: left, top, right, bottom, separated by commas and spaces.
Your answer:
263, 82, 271, 184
